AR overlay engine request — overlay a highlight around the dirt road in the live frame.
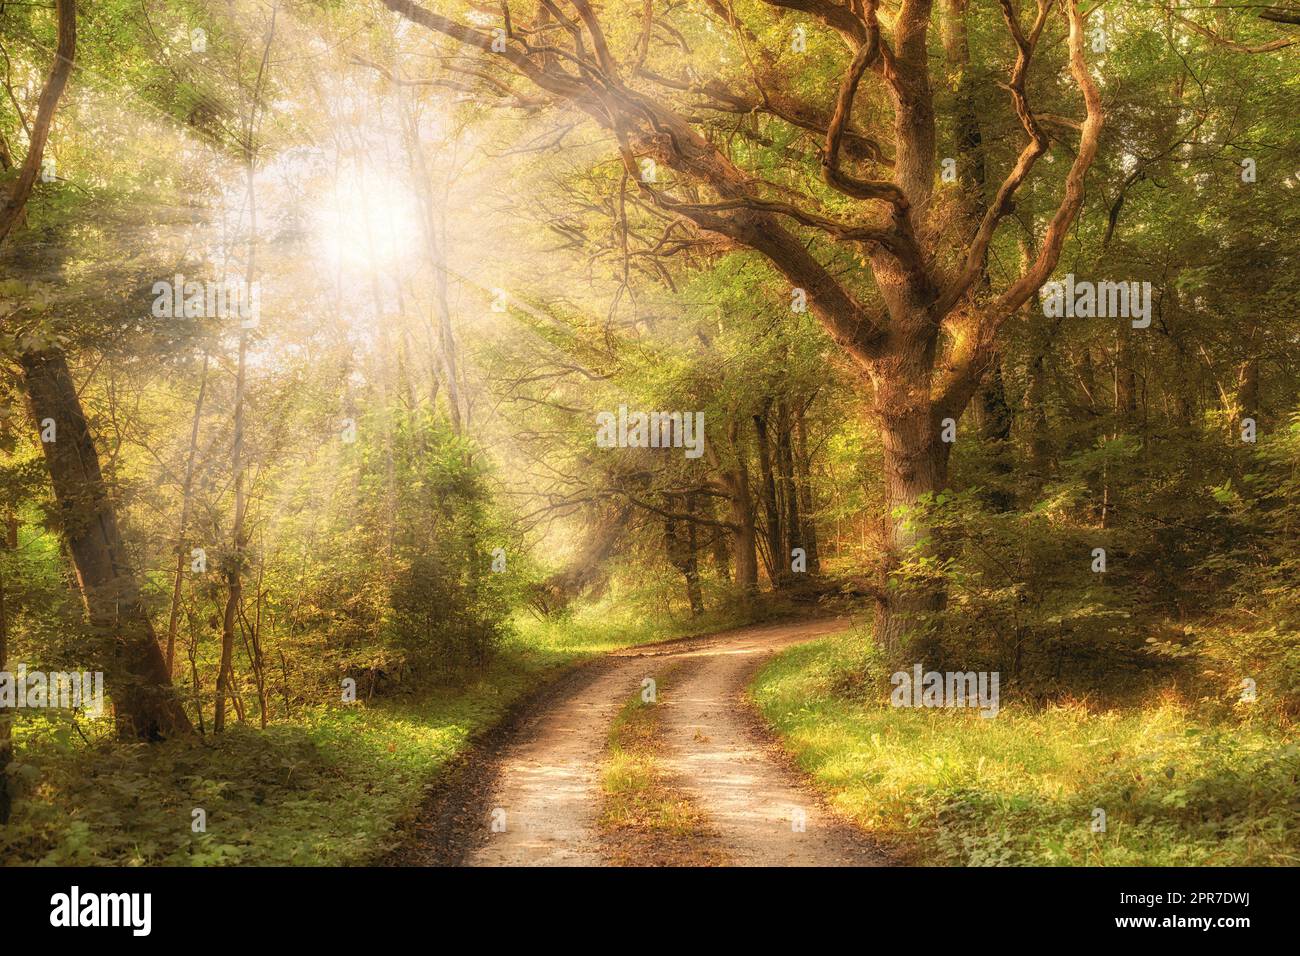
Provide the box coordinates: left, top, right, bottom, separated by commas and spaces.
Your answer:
456, 616, 886, 867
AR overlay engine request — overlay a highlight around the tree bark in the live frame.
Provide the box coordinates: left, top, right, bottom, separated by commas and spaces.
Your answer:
716, 419, 759, 601
663, 495, 704, 616
791, 400, 821, 574
775, 399, 804, 572
0, 0, 76, 245
752, 404, 786, 587
0, 509, 11, 822
873, 362, 951, 658
729, 495, 759, 600
977, 361, 1015, 511
19, 350, 191, 739
218, 2, 276, 732
1025, 351, 1052, 474
165, 353, 208, 674
216, 303, 250, 731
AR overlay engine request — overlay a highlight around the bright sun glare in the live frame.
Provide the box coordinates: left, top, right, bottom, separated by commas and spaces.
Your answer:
314, 164, 423, 275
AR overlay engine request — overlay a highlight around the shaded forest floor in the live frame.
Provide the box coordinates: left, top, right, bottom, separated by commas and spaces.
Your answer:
752, 629, 1300, 866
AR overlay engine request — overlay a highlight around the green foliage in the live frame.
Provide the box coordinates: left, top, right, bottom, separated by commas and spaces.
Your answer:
753, 631, 1300, 866
3, 0, 1300, 868
386, 416, 512, 677
1163, 409, 1300, 718
1, 605, 729, 865
895, 403, 1300, 707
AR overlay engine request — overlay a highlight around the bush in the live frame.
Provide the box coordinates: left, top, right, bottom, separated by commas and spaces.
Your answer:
382, 416, 511, 680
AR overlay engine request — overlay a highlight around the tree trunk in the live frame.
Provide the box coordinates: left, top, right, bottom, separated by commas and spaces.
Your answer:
0, 0, 76, 245
1115, 326, 1139, 424
403, 98, 465, 435
752, 404, 785, 587
682, 500, 702, 616
219, 9, 275, 732
709, 504, 731, 579
1164, 281, 1196, 428
19, 349, 191, 739
1237, 354, 1260, 423
711, 417, 759, 602
217, 304, 250, 735
0, 513, 11, 823
872, 375, 950, 660
663, 495, 703, 617
728, 420, 759, 600
0, 0, 79, 798
775, 399, 804, 574
792, 402, 821, 574
730, 502, 759, 601
165, 353, 208, 674
1025, 351, 1052, 474
722, 475, 758, 600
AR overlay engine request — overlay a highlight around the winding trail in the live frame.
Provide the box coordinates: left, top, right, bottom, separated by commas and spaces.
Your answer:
462, 616, 887, 867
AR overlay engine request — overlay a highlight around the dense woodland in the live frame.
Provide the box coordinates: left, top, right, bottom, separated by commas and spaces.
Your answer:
0, 0, 1297, 865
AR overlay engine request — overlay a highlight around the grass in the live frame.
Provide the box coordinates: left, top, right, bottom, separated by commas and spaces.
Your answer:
751, 627, 1300, 866
599, 663, 724, 866
1, 600, 746, 866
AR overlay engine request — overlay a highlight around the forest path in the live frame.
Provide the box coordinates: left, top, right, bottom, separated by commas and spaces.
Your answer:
462, 616, 887, 867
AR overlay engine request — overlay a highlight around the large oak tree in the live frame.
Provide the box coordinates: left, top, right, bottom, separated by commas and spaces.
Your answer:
377, 0, 1104, 650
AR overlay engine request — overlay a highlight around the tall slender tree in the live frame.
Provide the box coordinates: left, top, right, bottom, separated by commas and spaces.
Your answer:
2, 0, 190, 741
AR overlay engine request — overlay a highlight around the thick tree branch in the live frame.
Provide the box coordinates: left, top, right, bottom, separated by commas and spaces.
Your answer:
996, 0, 1104, 314
635, 67, 893, 166
758, 0, 869, 45
822, 1, 908, 207
380, 0, 893, 361
935, 0, 1050, 316
933, 0, 1104, 420
1259, 6, 1300, 26
1172, 6, 1297, 52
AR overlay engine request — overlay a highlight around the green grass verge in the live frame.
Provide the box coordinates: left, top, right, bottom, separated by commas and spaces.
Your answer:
599, 665, 724, 866
1, 602, 744, 866
602, 666, 695, 834
750, 627, 1300, 866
